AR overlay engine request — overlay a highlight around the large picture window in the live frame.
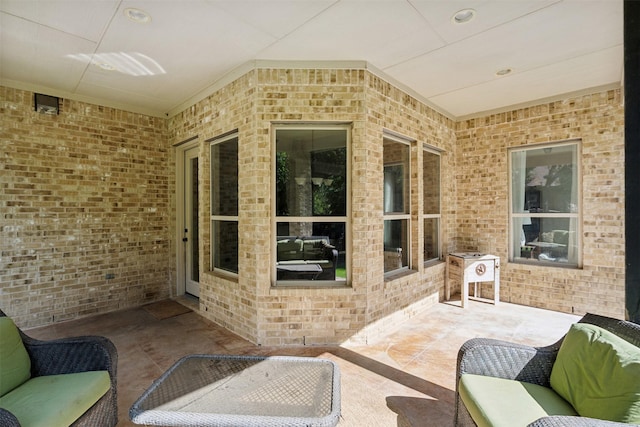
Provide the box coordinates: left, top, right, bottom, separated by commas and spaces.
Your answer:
210, 133, 238, 274
274, 125, 348, 285
510, 141, 580, 267
383, 134, 411, 274
423, 146, 441, 263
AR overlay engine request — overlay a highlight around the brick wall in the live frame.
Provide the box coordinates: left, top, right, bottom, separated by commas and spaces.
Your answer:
218, 70, 623, 343
1, 67, 625, 340
455, 90, 625, 318
166, 68, 457, 345
360, 74, 457, 341
1, 86, 170, 327
167, 73, 259, 341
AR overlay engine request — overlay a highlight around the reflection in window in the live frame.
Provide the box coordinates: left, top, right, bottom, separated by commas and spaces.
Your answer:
384, 164, 406, 214
423, 146, 441, 263
212, 221, 238, 273
190, 157, 199, 281
276, 222, 345, 281
510, 142, 580, 266
383, 135, 411, 274
274, 126, 348, 284
210, 133, 239, 274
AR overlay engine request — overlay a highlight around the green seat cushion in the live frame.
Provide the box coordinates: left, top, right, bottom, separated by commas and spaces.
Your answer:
459, 374, 577, 427
0, 371, 110, 427
0, 317, 31, 396
550, 322, 640, 423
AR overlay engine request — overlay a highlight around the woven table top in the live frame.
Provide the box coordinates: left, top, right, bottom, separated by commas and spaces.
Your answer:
130, 354, 341, 427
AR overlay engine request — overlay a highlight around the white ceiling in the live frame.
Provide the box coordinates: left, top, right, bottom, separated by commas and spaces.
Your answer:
0, 0, 623, 119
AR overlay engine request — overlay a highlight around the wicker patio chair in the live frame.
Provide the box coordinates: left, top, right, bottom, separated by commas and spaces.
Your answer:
454, 313, 640, 427
0, 309, 118, 427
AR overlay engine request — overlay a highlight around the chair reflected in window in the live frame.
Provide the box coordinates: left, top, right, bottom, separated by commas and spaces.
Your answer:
521, 222, 539, 259
523, 222, 540, 244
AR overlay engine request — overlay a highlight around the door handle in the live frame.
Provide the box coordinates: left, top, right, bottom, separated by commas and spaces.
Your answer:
182, 237, 188, 242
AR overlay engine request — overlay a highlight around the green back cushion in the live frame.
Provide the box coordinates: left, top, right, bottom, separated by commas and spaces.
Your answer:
0, 317, 31, 396
550, 322, 640, 423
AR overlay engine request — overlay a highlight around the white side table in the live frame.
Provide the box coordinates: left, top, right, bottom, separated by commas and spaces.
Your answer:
446, 252, 500, 308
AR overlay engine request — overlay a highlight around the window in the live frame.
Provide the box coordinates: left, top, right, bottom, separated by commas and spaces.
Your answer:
383, 134, 411, 274
510, 141, 580, 267
423, 146, 441, 263
274, 125, 348, 284
210, 133, 238, 274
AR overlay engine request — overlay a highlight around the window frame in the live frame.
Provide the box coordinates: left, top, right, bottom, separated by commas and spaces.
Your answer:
383, 132, 413, 276
272, 123, 351, 287
508, 140, 582, 268
422, 144, 441, 264
209, 131, 239, 277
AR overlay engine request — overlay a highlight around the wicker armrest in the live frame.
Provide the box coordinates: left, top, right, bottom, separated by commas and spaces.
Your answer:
22, 334, 118, 382
0, 408, 21, 427
528, 416, 633, 427
0, 309, 118, 427
457, 337, 560, 387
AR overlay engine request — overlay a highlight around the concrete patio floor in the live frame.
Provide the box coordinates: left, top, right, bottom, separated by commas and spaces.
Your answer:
26, 298, 580, 427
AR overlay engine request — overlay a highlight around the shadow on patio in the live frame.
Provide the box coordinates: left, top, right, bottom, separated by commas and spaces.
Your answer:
26, 299, 579, 427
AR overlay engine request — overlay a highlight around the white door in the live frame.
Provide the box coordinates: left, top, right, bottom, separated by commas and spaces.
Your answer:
181, 145, 200, 297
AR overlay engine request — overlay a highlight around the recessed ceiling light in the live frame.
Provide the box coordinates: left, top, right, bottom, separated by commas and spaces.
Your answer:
124, 8, 151, 24
495, 68, 513, 76
452, 8, 476, 24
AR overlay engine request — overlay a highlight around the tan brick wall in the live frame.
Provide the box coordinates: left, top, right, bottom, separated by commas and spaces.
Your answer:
168, 72, 259, 342
1, 86, 170, 328
361, 74, 457, 337
169, 69, 624, 345
455, 89, 625, 319
1, 68, 626, 341
167, 68, 457, 345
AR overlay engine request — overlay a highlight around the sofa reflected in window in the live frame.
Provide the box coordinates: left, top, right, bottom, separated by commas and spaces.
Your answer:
521, 219, 575, 264
276, 236, 338, 281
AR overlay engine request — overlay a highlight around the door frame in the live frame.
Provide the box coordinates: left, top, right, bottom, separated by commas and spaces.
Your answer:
175, 138, 199, 297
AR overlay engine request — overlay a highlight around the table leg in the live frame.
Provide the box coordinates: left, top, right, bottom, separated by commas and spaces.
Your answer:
445, 259, 451, 301
462, 275, 469, 308
494, 259, 500, 305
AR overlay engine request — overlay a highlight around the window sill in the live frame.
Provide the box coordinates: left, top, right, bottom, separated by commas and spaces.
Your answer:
272, 280, 350, 289
510, 259, 581, 269
424, 258, 444, 269
269, 284, 353, 294
204, 270, 239, 283
384, 268, 418, 282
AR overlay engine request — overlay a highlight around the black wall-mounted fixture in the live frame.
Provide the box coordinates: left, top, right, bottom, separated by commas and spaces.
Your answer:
34, 93, 60, 115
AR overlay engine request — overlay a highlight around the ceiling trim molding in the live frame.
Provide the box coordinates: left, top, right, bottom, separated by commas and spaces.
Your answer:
165, 59, 457, 120
456, 82, 622, 121
364, 62, 455, 120
166, 60, 376, 119
165, 60, 257, 118
2, 64, 622, 123
0, 78, 167, 118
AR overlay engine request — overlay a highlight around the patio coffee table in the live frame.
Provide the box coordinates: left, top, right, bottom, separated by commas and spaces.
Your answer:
129, 354, 341, 427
